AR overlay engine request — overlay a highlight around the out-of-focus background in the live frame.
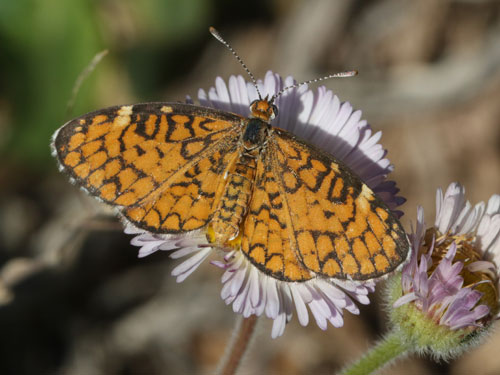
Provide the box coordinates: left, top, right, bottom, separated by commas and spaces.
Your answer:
0, 0, 499, 374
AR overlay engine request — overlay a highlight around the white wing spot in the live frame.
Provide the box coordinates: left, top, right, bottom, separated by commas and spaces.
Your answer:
118, 105, 133, 116
360, 184, 374, 201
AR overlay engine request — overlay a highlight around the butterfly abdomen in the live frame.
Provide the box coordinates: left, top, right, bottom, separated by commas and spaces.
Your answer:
208, 153, 257, 246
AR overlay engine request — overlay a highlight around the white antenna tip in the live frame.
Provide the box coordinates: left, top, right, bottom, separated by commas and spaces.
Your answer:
209, 27, 224, 43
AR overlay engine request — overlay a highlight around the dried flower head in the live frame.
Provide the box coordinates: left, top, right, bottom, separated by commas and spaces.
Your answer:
389, 183, 500, 358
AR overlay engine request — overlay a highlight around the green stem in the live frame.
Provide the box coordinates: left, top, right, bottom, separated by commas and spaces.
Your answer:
340, 329, 411, 375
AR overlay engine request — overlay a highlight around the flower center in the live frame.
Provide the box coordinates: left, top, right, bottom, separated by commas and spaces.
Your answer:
423, 228, 499, 316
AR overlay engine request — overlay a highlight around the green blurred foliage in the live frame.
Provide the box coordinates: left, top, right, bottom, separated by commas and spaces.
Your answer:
0, 0, 102, 167
0, 0, 217, 169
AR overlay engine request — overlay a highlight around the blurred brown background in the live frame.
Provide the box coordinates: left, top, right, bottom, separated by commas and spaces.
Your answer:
0, 0, 499, 374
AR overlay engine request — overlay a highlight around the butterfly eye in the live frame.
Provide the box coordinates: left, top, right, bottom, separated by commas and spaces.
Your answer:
270, 104, 278, 119
269, 104, 278, 120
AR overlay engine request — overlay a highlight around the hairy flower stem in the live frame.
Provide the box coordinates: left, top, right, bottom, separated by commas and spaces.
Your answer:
340, 330, 410, 375
217, 315, 258, 375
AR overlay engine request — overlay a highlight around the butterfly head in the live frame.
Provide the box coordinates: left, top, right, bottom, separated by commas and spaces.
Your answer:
250, 98, 278, 122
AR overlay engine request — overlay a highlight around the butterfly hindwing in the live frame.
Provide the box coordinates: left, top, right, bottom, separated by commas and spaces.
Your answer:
123, 141, 241, 233
240, 152, 314, 282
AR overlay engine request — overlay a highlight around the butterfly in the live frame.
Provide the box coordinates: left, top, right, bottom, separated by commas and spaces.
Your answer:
52, 28, 410, 284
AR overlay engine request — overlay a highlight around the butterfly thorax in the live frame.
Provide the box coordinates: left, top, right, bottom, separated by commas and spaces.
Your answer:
242, 118, 270, 149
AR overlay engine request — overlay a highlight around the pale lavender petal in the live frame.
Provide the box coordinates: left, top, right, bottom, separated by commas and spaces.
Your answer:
449, 305, 490, 330
309, 288, 333, 318
452, 201, 473, 234
158, 239, 185, 251
170, 246, 205, 259
435, 183, 466, 234
327, 308, 344, 328
308, 299, 329, 331
442, 289, 489, 329
265, 278, 279, 319
295, 91, 315, 132
346, 290, 370, 305
290, 285, 309, 326
248, 267, 261, 308
344, 297, 360, 315
221, 255, 244, 283
230, 266, 247, 297
393, 292, 419, 308
220, 278, 235, 301
296, 283, 314, 304
282, 284, 294, 322
467, 261, 497, 273
137, 241, 164, 258
316, 280, 347, 307
479, 214, 500, 257
486, 195, 500, 215
271, 311, 287, 339
254, 276, 267, 317
207, 87, 218, 104
273, 289, 291, 336
232, 275, 251, 315
460, 201, 484, 234
171, 248, 211, 283
198, 88, 211, 107
210, 260, 230, 269
440, 289, 481, 324
214, 77, 231, 111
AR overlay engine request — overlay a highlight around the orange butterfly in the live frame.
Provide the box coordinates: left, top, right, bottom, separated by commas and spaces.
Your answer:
52, 28, 409, 284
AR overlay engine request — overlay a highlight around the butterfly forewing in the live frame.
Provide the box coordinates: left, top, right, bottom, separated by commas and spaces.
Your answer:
53, 103, 243, 233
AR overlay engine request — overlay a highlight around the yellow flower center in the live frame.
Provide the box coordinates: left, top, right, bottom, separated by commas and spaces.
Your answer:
422, 228, 499, 317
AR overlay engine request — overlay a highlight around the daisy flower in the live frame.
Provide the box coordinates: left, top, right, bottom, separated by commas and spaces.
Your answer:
389, 182, 500, 358
127, 71, 406, 338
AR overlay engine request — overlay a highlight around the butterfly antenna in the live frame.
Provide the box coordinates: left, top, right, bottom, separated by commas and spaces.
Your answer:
209, 26, 262, 99
270, 70, 358, 103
